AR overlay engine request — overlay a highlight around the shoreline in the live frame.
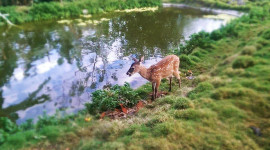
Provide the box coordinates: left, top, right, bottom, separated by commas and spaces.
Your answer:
1, 0, 269, 149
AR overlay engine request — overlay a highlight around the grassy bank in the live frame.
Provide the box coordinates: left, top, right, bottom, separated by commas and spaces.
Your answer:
0, 0, 161, 25
163, 0, 270, 11
1, 0, 270, 150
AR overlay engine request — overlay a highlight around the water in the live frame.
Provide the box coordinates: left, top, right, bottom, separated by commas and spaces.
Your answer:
0, 6, 234, 124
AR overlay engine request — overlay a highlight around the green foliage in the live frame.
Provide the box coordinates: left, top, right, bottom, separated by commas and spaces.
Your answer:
85, 82, 141, 114
232, 56, 255, 69
20, 119, 34, 131
179, 54, 196, 69
180, 31, 212, 55
2, 132, 26, 149
36, 112, 60, 129
39, 126, 61, 142
0, 117, 18, 134
0, 0, 161, 25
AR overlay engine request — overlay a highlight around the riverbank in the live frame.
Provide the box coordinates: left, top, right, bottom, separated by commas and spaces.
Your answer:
0, 0, 270, 149
0, 0, 161, 26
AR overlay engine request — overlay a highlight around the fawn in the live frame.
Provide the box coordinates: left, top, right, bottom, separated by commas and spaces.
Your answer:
126, 55, 181, 100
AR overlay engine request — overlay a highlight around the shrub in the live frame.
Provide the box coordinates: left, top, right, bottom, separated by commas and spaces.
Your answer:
0, 117, 18, 134
261, 29, 270, 40
85, 82, 140, 115
180, 31, 212, 55
3, 132, 26, 149
39, 126, 61, 142
232, 56, 255, 69
36, 112, 59, 129
179, 54, 196, 69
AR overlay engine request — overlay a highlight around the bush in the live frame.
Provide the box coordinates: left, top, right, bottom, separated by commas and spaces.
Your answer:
39, 126, 61, 142
0, 117, 17, 134
180, 31, 212, 55
85, 82, 140, 115
232, 56, 255, 69
180, 54, 196, 69
36, 112, 59, 129
261, 29, 270, 40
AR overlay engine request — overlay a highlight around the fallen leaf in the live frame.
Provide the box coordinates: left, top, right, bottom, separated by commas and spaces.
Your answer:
100, 112, 106, 119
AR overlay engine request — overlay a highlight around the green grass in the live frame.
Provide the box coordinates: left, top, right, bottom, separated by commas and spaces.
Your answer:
0, 0, 161, 25
0, 0, 270, 149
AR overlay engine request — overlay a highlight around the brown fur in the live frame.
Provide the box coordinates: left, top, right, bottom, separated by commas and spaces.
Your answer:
126, 55, 181, 100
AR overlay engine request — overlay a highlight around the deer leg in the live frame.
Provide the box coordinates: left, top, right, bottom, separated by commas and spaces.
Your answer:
174, 72, 181, 88
169, 77, 172, 92
152, 82, 156, 100
155, 80, 161, 100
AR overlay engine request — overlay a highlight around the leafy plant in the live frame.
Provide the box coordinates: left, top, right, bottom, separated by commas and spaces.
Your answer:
180, 31, 212, 55
0, 117, 18, 134
85, 82, 140, 115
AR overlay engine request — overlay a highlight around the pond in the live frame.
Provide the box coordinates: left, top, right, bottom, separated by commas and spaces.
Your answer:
0, 4, 241, 124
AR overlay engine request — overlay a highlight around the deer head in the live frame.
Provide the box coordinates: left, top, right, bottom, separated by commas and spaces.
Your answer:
126, 56, 144, 77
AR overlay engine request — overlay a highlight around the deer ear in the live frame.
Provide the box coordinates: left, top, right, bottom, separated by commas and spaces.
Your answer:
132, 57, 138, 62
139, 56, 144, 62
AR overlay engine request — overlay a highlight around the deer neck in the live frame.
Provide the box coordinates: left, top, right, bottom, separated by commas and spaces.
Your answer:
138, 65, 151, 81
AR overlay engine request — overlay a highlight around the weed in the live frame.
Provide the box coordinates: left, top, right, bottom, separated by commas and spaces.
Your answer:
85, 82, 140, 114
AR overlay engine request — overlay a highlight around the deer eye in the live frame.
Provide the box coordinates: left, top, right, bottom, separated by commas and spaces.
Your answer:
130, 68, 134, 72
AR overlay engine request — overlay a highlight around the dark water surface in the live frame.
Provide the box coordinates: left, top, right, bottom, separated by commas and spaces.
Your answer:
0, 6, 231, 123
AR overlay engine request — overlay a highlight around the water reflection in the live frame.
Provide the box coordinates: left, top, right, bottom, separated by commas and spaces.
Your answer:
0, 7, 229, 123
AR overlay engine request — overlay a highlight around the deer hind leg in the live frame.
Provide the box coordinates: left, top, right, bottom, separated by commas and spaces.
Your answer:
155, 80, 161, 100
173, 71, 181, 88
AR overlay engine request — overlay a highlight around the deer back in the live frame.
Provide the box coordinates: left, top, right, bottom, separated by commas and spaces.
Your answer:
148, 55, 179, 81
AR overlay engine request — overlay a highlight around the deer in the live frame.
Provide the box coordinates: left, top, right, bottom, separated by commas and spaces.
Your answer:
126, 55, 181, 100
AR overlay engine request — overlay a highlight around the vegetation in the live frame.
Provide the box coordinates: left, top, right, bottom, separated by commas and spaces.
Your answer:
85, 82, 141, 115
1, 0, 270, 149
0, 0, 161, 25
